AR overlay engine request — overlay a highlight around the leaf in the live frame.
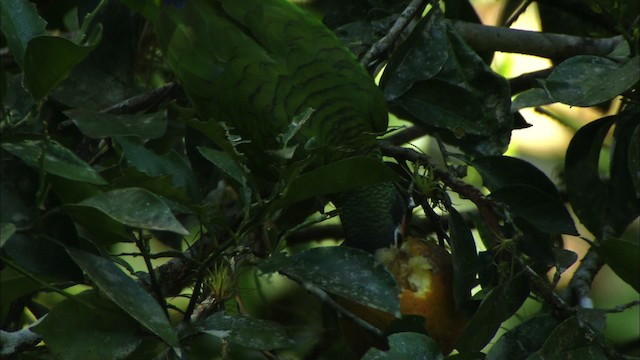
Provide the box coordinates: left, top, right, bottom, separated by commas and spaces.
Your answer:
1, 139, 108, 185
66, 248, 180, 349
0, 222, 16, 248
565, 116, 616, 237
74, 187, 188, 235
606, 115, 640, 236
24, 30, 102, 101
65, 109, 168, 139
486, 314, 558, 360
628, 125, 640, 198
32, 291, 144, 360
115, 137, 199, 200
527, 316, 607, 360
193, 312, 294, 350
490, 185, 578, 235
0, 268, 41, 324
362, 332, 442, 360
198, 146, 248, 186
0, 0, 46, 67
382, 10, 512, 156
596, 237, 640, 292
456, 273, 530, 352
3, 234, 83, 281
447, 206, 478, 308
380, 9, 449, 100
511, 88, 555, 112
473, 156, 561, 198
259, 247, 400, 317
278, 156, 400, 206
544, 56, 640, 107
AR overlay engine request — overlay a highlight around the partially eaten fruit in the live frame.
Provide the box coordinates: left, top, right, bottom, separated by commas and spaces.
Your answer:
342, 237, 469, 355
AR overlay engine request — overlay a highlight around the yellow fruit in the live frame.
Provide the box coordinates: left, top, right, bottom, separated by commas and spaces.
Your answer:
342, 238, 468, 355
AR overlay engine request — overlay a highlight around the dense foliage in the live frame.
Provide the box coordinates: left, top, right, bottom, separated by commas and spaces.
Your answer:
1, 0, 638, 359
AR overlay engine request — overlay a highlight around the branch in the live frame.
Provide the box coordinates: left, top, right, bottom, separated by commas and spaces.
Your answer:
452, 20, 623, 60
0, 316, 46, 358
561, 246, 605, 308
360, 0, 426, 73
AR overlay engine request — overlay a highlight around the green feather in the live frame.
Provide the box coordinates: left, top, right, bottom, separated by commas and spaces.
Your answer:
155, 0, 400, 251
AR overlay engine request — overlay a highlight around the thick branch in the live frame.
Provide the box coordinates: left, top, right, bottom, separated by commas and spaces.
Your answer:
452, 20, 623, 60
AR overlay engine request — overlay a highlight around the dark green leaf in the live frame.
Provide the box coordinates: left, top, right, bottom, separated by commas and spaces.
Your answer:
596, 237, 640, 292
473, 156, 561, 198
65, 110, 168, 139
486, 314, 558, 360
628, 125, 640, 197
362, 332, 443, 360
198, 146, 248, 186
456, 273, 529, 352
66, 248, 180, 348
511, 88, 555, 112
260, 247, 400, 317
565, 116, 616, 237
606, 115, 640, 235
553, 248, 578, 275
24, 30, 102, 101
381, 10, 449, 100
490, 185, 578, 235
278, 156, 400, 206
1, 139, 108, 185
74, 187, 188, 235
115, 137, 199, 200
3, 234, 82, 281
0, 268, 41, 324
0, 0, 46, 66
527, 316, 607, 360
544, 56, 640, 107
193, 312, 294, 350
383, 10, 512, 156
32, 291, 143, 360
0, 223, 16, 248
447, 206, 478, 308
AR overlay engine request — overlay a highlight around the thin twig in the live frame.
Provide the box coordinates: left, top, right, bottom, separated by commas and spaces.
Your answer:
360, 0, 426, 73
503, 0, 534, 28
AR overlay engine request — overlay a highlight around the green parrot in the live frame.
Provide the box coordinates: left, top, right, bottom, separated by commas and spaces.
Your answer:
148, 0, 402, 252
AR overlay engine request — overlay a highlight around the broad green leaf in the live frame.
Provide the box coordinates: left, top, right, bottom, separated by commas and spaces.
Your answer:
74, 187, 188, 235
544, 56, 640, 107
3, 234, 82, 281
486, 314, 558, 360
32, 291, 143, 360
511, 88, 555, 112
527, 316, 607, 360
565, 116, 616, 237
0, 223, 16, 248
381, 9, 449, 100
362, 332, 442, 360
65, 110, 168, 139
24, 30, 102, 101
490, 185, 578, 235
198, 146, 248, 186
278, 156, 399, 206
382, 10, 512, 156
629, 125, 640, 197
456, 274, 529, 352
0, 268, 42, 325
66, 248, 180, 348
193, 312, 294, 350
115, 137, 199, 200
473, 156, 560, 198
1, 139, 108, 185
596, 237, 640, 292
259, 247, 400, 317
0, 0, 46, 67
606, 116, 640, 236
447, 206, 478, 308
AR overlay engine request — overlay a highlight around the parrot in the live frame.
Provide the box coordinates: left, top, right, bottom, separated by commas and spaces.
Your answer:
146, 0, 403, 252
